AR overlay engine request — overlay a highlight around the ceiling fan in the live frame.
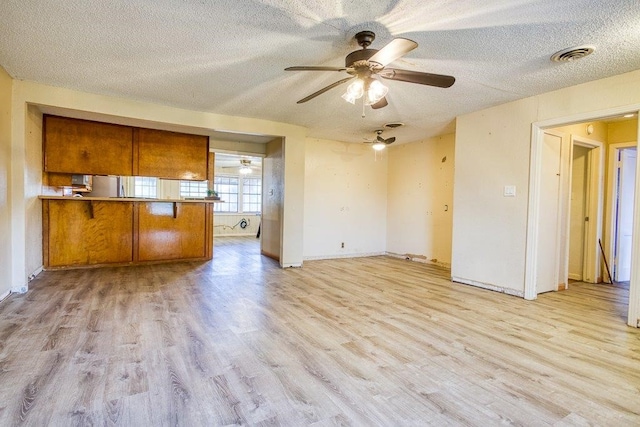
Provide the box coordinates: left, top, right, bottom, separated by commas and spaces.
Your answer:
364, 129, 396, 150
221, 159, 260, 175
285, 31, 455, 110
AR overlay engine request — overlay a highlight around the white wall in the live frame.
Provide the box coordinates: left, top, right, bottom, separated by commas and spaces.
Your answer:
303, 138, 387, 259
386, 133, 455, 267
214, 214, 260, 236
453, 69, 640, 304
0, 66, 12, 299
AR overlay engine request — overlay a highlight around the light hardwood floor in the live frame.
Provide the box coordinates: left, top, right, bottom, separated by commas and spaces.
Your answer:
1, 236, 639, 425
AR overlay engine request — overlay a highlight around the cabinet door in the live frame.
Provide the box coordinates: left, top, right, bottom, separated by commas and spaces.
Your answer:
44, 200, 134, 267
137, 202, 208, 261
43, 115, 133, 175
135, 128, 208, 180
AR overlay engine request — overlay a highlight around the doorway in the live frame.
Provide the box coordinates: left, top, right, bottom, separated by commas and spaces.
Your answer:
533, 130, 604, 294
568, 145, 590, 282
212, 152, 263, 253
613, 147, 637, 282
526, 108, 640, 327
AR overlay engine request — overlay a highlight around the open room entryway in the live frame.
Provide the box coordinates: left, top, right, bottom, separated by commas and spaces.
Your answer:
212, 153, 263, 259
526, 108, 640, 327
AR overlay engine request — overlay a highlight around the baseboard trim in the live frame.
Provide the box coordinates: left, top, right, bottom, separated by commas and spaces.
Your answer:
28, 266, 43, 282
281, 263, 303, 268
215, 233, 258, 238
386, 251, 451, 269
0, 289, 10, 303
568, 273, 582, 281
303, 251, 385, 261
452, 276, 525, 298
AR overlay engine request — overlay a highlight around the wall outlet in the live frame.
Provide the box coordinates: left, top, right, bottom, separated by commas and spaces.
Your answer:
341, 242, 344, 248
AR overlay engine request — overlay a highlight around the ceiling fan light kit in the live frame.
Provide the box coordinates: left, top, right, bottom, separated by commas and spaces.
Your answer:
285, 30, 455, 112
341, 77, 388, 105
364, 129, 396, 150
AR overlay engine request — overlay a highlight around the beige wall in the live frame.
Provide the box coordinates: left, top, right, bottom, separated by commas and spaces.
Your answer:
25, 105, 43, 277
0, 66, 12, 299
609, 119, 638, 144
303, 138, 387, 259
386, 133, 455, 266
453, 69, 640, 303
281, 134, 306, 267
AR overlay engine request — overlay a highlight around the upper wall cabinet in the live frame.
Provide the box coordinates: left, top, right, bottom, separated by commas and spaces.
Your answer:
135, 128, 209, 180
43, 115, 134, 175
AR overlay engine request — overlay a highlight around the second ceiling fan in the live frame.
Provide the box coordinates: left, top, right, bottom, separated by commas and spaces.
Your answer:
285, 31, 455, 110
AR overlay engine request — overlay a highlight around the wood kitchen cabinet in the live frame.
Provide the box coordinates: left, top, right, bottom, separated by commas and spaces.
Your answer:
43, 199, 134, 268
43, 115, 134, 175
135, 128, 209, 180
136, 201, 212, 261
41, 197, 214, 269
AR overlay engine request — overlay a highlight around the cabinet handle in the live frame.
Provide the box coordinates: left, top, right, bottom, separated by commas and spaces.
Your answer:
173, 202, 178, 219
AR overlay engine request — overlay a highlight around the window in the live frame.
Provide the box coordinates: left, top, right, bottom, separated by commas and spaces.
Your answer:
242, 177, 262, 213
213, 175, 261, 213
213, 176, 239, 212
180, 180, 208, 198
133, 177, 157, 198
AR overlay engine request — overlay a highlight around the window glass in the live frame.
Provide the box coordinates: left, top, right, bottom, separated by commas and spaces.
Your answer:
214, 176, 239, 212
242, 177, 262, 213
133, 177, 157, 198
180, 180, 208, 198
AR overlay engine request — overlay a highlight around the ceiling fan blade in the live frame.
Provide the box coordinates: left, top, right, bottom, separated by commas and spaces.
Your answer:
379, 68, 455, 88
371, 97, 388, 109
296, 77, 354, 104
385, 137, 396, 144
368, 38, 418, 67
285, 66, 347, 72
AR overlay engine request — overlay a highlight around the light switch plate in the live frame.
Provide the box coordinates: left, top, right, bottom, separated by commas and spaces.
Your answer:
504, 185, 516, 197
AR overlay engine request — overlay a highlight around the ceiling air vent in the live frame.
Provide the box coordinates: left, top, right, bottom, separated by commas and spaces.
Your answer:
384, 122, 404, 129
550, 45, 595, 63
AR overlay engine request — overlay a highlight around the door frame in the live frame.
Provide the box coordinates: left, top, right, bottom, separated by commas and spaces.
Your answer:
525, 105, 640, 328
569, 136, 605, 284
606, 142, 637, 281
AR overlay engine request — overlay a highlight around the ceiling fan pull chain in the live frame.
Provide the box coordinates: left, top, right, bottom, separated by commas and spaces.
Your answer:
362, 96, 366, 118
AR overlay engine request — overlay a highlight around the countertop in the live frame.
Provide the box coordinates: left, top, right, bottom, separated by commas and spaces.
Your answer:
39, 195, 221, 203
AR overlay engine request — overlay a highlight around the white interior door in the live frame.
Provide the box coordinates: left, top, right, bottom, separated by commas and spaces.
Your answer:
536, 132, 563, 293
568, 145, 589, 281
615, 148, 637, 282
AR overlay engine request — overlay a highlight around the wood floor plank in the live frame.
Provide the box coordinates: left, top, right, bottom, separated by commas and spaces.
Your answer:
1, 236, 639, 425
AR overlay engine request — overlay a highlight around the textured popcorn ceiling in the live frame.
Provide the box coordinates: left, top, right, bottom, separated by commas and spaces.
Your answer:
1, 0, 640, 143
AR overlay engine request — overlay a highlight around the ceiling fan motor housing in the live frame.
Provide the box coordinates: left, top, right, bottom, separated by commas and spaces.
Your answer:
345, 49, 378, 68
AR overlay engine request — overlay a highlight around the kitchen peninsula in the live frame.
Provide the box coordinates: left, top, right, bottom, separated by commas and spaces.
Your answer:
40, 115, 215, 269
